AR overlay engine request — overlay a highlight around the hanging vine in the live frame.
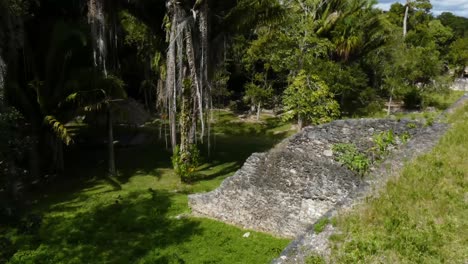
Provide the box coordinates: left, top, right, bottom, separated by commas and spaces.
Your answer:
164, 0, 211, 151
163, 0, 213, 181
88, 0, 108, 76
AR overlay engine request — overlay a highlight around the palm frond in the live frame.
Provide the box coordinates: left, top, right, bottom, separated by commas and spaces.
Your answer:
44, 115, 74, 145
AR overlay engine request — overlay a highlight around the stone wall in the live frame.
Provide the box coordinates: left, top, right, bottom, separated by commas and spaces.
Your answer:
272, 95, 467, 263
189, 118, 429, 238
451, 78, 468, 91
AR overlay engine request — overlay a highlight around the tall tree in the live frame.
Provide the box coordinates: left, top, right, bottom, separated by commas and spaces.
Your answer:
449, 37, 468, 77
283, 71, 339, 130
88, 0, 126, 177
402, 0, 432, 37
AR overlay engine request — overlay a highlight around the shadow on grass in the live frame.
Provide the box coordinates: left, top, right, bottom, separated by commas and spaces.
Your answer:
193, 162, 240, 182
62, 140, 171, 187
64, 126, 289, 188
9, 189, 202, 264
62, 111, 291, 183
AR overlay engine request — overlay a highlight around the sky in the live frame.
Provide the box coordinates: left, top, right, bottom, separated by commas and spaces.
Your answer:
376, 0, 468, 18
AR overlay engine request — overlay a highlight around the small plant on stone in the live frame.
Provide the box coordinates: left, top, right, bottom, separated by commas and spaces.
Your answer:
406, 122, 417, 129
425, 117, 434, 127
333, 143, 370, 176
373, 130, 395, 158
400, 131, 411, 144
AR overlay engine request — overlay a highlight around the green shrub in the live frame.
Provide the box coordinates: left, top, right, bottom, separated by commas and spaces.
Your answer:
403, 88, 422, 109
406, 122, 417, 129
400, 131, 411, 144
373, 130, 395, 158
425, 117, 434, 127
333, 143, 370, 176
356, 100, 384, 117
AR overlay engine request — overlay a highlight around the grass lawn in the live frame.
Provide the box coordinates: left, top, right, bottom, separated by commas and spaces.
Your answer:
3, 112, 293, 264
328, 101, 468, 263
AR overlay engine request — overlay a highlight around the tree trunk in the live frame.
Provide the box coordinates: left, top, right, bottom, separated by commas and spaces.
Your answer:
199, 0, 210, 123
166, 3, 178, 151
0, 54, 5, 95
298, 114, 303, 131
185, 26, 205, 143
403, 2, 409, 37
189, 100, 197, 145
256, 102, 261, 121
107, 105, 116, 176
143, 87, 149, 111
387, 87, 394, 116
180, 79, 192, 154
179, 78, 195, 183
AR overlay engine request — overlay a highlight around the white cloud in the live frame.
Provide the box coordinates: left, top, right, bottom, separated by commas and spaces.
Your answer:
376, 0, 468, 18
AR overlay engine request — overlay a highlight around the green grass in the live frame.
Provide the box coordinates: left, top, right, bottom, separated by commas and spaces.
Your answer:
329, 103, 468, 263
3, 113, 292, 264
423, 90, 466, 110
305, 254, 326, 264
313, 218, 330, 234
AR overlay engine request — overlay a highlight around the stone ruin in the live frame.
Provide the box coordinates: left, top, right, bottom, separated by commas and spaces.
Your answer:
188, 118, 436, 238
451, 78, 468, 91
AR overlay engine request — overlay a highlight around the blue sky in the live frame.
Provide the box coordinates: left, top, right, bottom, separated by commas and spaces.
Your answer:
376, 0, 468, 18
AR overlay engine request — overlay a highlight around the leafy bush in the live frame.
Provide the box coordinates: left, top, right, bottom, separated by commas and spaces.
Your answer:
400, 131, 411, 144
356, 100, 384, 117
403, 88, 423, 109
372, 130, 395, 158
406, 122, 417, 129
333, 143, 370, 176
283, 71, 340, 126
425, 116, 434, 127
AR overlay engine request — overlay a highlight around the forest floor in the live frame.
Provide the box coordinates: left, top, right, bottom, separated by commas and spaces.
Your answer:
2, 91, 466, 264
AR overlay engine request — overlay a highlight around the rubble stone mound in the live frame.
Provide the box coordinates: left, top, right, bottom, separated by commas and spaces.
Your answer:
189, 118, 426, 238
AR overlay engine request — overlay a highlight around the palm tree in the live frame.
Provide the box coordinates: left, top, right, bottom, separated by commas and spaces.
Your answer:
65, 74, 126, 177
